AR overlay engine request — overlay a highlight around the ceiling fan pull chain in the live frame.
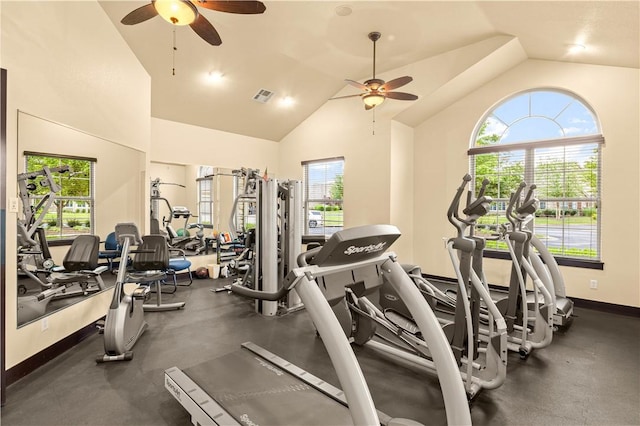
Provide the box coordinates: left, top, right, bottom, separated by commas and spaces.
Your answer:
372, 108, 376, 136
172, 27, 177, 76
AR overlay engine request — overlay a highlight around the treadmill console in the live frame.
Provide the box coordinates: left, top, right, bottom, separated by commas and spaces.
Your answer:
310, 224, 401, 267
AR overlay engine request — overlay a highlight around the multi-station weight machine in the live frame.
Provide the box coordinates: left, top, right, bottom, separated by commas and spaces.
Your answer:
206, 168, 303, 316
248, 175, 303, 316
17, 165, 70, 274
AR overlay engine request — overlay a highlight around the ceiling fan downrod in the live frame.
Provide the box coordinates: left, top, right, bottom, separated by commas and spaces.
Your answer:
369, 31, 381, 79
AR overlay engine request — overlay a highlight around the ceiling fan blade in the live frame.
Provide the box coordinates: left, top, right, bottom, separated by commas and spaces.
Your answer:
121, 3, 158, 25
329, 94, 363, 100
190, 14, 222, 45
385, 91, 418, 101
380, 76, 413, 92
194, 0, 266, 14
345, 79, 369, 91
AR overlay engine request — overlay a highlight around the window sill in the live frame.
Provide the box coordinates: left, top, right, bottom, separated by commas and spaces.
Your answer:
483, 250, 604, 270
47, 239, 74, 247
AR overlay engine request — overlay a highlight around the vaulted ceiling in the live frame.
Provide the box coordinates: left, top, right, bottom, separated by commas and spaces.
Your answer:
100, 1, 639, 141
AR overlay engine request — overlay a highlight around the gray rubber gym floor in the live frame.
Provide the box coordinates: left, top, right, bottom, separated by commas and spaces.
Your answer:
2, 277, 639, 425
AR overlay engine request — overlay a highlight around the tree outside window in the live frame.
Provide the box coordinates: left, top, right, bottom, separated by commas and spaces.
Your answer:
470, 89, 602, 261
24, 154, 94, 241
303, 158, 344, 236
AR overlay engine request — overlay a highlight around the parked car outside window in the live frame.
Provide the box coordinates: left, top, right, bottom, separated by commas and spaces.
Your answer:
308, 210, 323, 228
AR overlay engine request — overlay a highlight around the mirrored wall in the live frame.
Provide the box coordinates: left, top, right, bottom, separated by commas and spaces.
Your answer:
16, 111, 145, 327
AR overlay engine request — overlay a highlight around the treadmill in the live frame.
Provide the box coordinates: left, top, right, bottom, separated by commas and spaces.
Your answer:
165, 225, 471, 426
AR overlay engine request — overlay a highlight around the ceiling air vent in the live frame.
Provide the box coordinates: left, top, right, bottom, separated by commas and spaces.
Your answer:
253, 88, 274, 103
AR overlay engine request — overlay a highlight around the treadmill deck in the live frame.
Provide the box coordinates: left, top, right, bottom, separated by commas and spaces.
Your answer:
165, 342, 356, 425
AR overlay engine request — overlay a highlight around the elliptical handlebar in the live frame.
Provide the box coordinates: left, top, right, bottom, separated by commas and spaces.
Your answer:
523, 183, 536, 204
506, 182, 527, 229
447, 174, 473, 237
476, 177, 489, 199
516, 184, 539, 218
463, 178, 493, 219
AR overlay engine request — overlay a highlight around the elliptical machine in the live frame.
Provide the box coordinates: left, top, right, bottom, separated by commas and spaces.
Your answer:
346, 175, 508, 399
97, 223, 149, 363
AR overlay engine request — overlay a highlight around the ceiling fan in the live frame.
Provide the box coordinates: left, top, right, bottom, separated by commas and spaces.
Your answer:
120, 0, 266, 46
331, 31, 418, 110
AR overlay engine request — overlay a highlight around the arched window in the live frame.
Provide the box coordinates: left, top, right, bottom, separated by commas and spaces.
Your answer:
469, 89, 603, 264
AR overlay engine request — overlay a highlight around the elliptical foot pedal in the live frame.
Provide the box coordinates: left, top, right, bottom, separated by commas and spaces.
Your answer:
96, 351, 134, 363
211, 284, 231, 293
384, 309, 420, 335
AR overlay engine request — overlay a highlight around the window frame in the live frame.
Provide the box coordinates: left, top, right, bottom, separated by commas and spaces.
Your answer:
23, 152, 95, 246
302, 157, 345, 236
197, 165, 214, 225
469, 89, 604, 269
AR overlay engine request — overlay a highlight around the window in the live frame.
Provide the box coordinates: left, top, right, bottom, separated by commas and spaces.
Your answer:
197, 165, 214, 225
302, 158, 344, 236
23, 153, 95, 242
469, 89, 602, 264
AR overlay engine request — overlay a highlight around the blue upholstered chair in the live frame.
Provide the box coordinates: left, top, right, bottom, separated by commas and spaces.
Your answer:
168, 248, 192, 287
98, 232, 121, 274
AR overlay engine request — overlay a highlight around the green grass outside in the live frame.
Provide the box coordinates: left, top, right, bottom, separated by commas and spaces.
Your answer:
43, 211, 90, 222
484, 239, 596, 258
321, 210, 344, 226
476, 214, 595, 226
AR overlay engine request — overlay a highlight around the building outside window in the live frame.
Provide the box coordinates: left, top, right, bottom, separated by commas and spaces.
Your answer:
302, 158, 344, 236
23, 153, 95, 242
469, 89, 602, 264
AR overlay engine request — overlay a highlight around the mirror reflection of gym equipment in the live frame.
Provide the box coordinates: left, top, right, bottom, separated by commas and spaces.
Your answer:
16, 165, 109, 326
14, 111, 146, 328
150, 177, 212, 255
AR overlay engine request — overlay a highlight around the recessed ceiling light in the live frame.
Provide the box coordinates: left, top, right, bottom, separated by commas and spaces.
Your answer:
207, 71, 224, 83
335, 5, 352, 16
567, 43, 586, 54
279, 96, 295, 107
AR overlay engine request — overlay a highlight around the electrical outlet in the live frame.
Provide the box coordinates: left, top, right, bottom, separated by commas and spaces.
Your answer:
9, 197, 19, 213
590, 279, 598, 289
41, 317, 49, 331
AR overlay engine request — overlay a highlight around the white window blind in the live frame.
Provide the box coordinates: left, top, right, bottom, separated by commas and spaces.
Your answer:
302, 157, 344, 236
469, 89, 603, 263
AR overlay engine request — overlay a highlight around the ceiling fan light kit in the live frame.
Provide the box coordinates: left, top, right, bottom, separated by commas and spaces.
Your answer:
363, 93, 385, 109
154, 0, 197, 26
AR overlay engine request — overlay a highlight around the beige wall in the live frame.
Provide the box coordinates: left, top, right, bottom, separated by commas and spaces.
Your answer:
389, 121, 415, 259
414, 59, 640, 308
151, 117, 279, 175
1, 1, 151, 368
